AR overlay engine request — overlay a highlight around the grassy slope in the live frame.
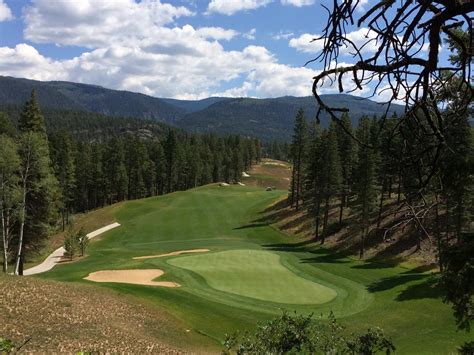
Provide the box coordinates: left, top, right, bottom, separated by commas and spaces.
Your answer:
35, 183, 471, 353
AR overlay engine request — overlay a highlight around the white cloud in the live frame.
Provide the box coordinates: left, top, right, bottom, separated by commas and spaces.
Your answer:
0, 0, 13, 21
281, 0, 315, 6
196, 27, 239, 41
23, 0, 194, 48
0, 0, 360, 99
206, 0, 271, 15
272, 31, 294, 40
243, 28, 257, 40
289, 33, 323, 53
289, 28, 378, 55
0, 44, 65, 80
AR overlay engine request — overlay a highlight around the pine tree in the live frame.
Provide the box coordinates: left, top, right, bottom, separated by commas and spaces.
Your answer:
164, 130, 178, 193
320, 123, 342, 244
304, 121, 324, 241
354, 117, 378, 258
50, 131, 76, 230
18, 89, 46, 134
290, 109, 308, 210
15, 91, 58, 275
336, 113, 355, 224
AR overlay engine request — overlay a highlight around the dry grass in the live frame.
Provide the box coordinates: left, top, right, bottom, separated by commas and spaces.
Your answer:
0, 275, 181, 353
262, 196, 439, 268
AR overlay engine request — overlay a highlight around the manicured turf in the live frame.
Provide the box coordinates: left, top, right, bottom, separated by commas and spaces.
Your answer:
38, 184, 472, 353
169, 249, 337, 304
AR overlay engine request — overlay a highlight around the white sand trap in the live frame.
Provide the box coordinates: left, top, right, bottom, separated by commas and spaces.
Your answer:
133, 248, 210, 260
219, 182, 229, 186
84, 269, 180, 287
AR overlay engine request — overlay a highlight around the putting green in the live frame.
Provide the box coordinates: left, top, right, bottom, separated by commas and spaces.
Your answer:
169, 249, 337, 304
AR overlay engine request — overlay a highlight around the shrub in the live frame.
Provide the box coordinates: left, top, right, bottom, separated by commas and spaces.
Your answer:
223, 311, 395, 355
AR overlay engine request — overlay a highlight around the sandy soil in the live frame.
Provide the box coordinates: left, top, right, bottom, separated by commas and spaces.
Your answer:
133, 248, 210, 260
1, 275, 179, 353
84, 269, 180, 287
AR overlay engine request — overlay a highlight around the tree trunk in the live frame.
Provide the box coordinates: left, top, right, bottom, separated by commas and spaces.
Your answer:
360, 226, 367, 259
290, 166, 296, 207
435, 196, 443, 272
2, 208, 8, 273
321, 194, 330, 244
295, 159, 301, 210
377, 180, 385, 228
314, 197, 321, 241
14, 183, 27, 275
388, 176, 392, 198
338, 192, 344, 224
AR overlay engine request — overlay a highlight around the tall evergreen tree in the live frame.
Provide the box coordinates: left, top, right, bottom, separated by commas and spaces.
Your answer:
15, 90, 58, 275
354, 117, 378, 258
336, 113, 355, 224
320, 123, 342, 244
290, 109, 308, 210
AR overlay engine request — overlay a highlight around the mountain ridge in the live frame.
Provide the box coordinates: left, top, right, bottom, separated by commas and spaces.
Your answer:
0, 76, 404, 141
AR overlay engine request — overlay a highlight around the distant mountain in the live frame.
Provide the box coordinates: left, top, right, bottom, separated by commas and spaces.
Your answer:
161, 97, 230, 113
0, 76, 184, 123
0, 76, 405, 141
176, 95, 405, 141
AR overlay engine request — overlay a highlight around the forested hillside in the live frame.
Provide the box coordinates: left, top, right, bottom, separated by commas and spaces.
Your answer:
0, 76, 404, 141
0, 76, 184, 123
177, 95, 405, 141
0, 91, 261, 274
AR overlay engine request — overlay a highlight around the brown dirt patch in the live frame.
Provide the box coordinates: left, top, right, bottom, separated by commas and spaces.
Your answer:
0, 275, 182, 353
84, 269, 180, 287
133, 249, 210, 260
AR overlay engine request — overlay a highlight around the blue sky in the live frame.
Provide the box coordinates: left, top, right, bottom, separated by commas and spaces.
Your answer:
0, 0, 448, 100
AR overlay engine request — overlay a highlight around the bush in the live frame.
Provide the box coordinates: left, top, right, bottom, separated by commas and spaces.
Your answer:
64, 230, 78, 260
0, 337, 14, 352
223, 311, 395, 355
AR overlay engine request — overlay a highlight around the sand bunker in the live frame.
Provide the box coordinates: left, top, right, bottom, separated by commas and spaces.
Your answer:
133, 249, 210, 260
84, 269, 180, 287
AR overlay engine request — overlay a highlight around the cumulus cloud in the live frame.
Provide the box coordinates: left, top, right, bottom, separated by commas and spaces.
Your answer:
0, 0, 13, 21
281, 0, 315, 6
196, 27, 239, 41
23, 0, 194, 48
289, 28, 378, 55
0, 44, 65, 80
206, 0, 271, 15
0, 0, 356, 99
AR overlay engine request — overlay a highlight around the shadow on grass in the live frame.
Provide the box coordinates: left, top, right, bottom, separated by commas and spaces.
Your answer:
396, 276, 443, 301
367, 272, 443, 301
234, 222, 270, 230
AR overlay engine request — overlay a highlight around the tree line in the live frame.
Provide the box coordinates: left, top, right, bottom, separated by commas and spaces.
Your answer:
289, 107, 473, 260
0, 90, 261, 274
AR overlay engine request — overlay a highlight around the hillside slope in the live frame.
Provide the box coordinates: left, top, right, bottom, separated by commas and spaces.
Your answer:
176, 95, 404, 141
0, 76, 404, 141
0, 76, 184, 123
0, 275, 183, 353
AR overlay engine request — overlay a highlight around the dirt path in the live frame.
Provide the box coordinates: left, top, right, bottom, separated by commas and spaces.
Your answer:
24, 222, 121, 276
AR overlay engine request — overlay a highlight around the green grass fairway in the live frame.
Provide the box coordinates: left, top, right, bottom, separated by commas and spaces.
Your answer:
38, 184, 472, 353
169, 249, 337, 304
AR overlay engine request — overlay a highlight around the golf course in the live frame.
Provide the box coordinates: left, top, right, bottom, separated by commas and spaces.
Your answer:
35, 184, 470, 353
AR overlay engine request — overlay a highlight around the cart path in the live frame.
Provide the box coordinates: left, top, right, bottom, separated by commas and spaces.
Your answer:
24, 222, 121, 276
